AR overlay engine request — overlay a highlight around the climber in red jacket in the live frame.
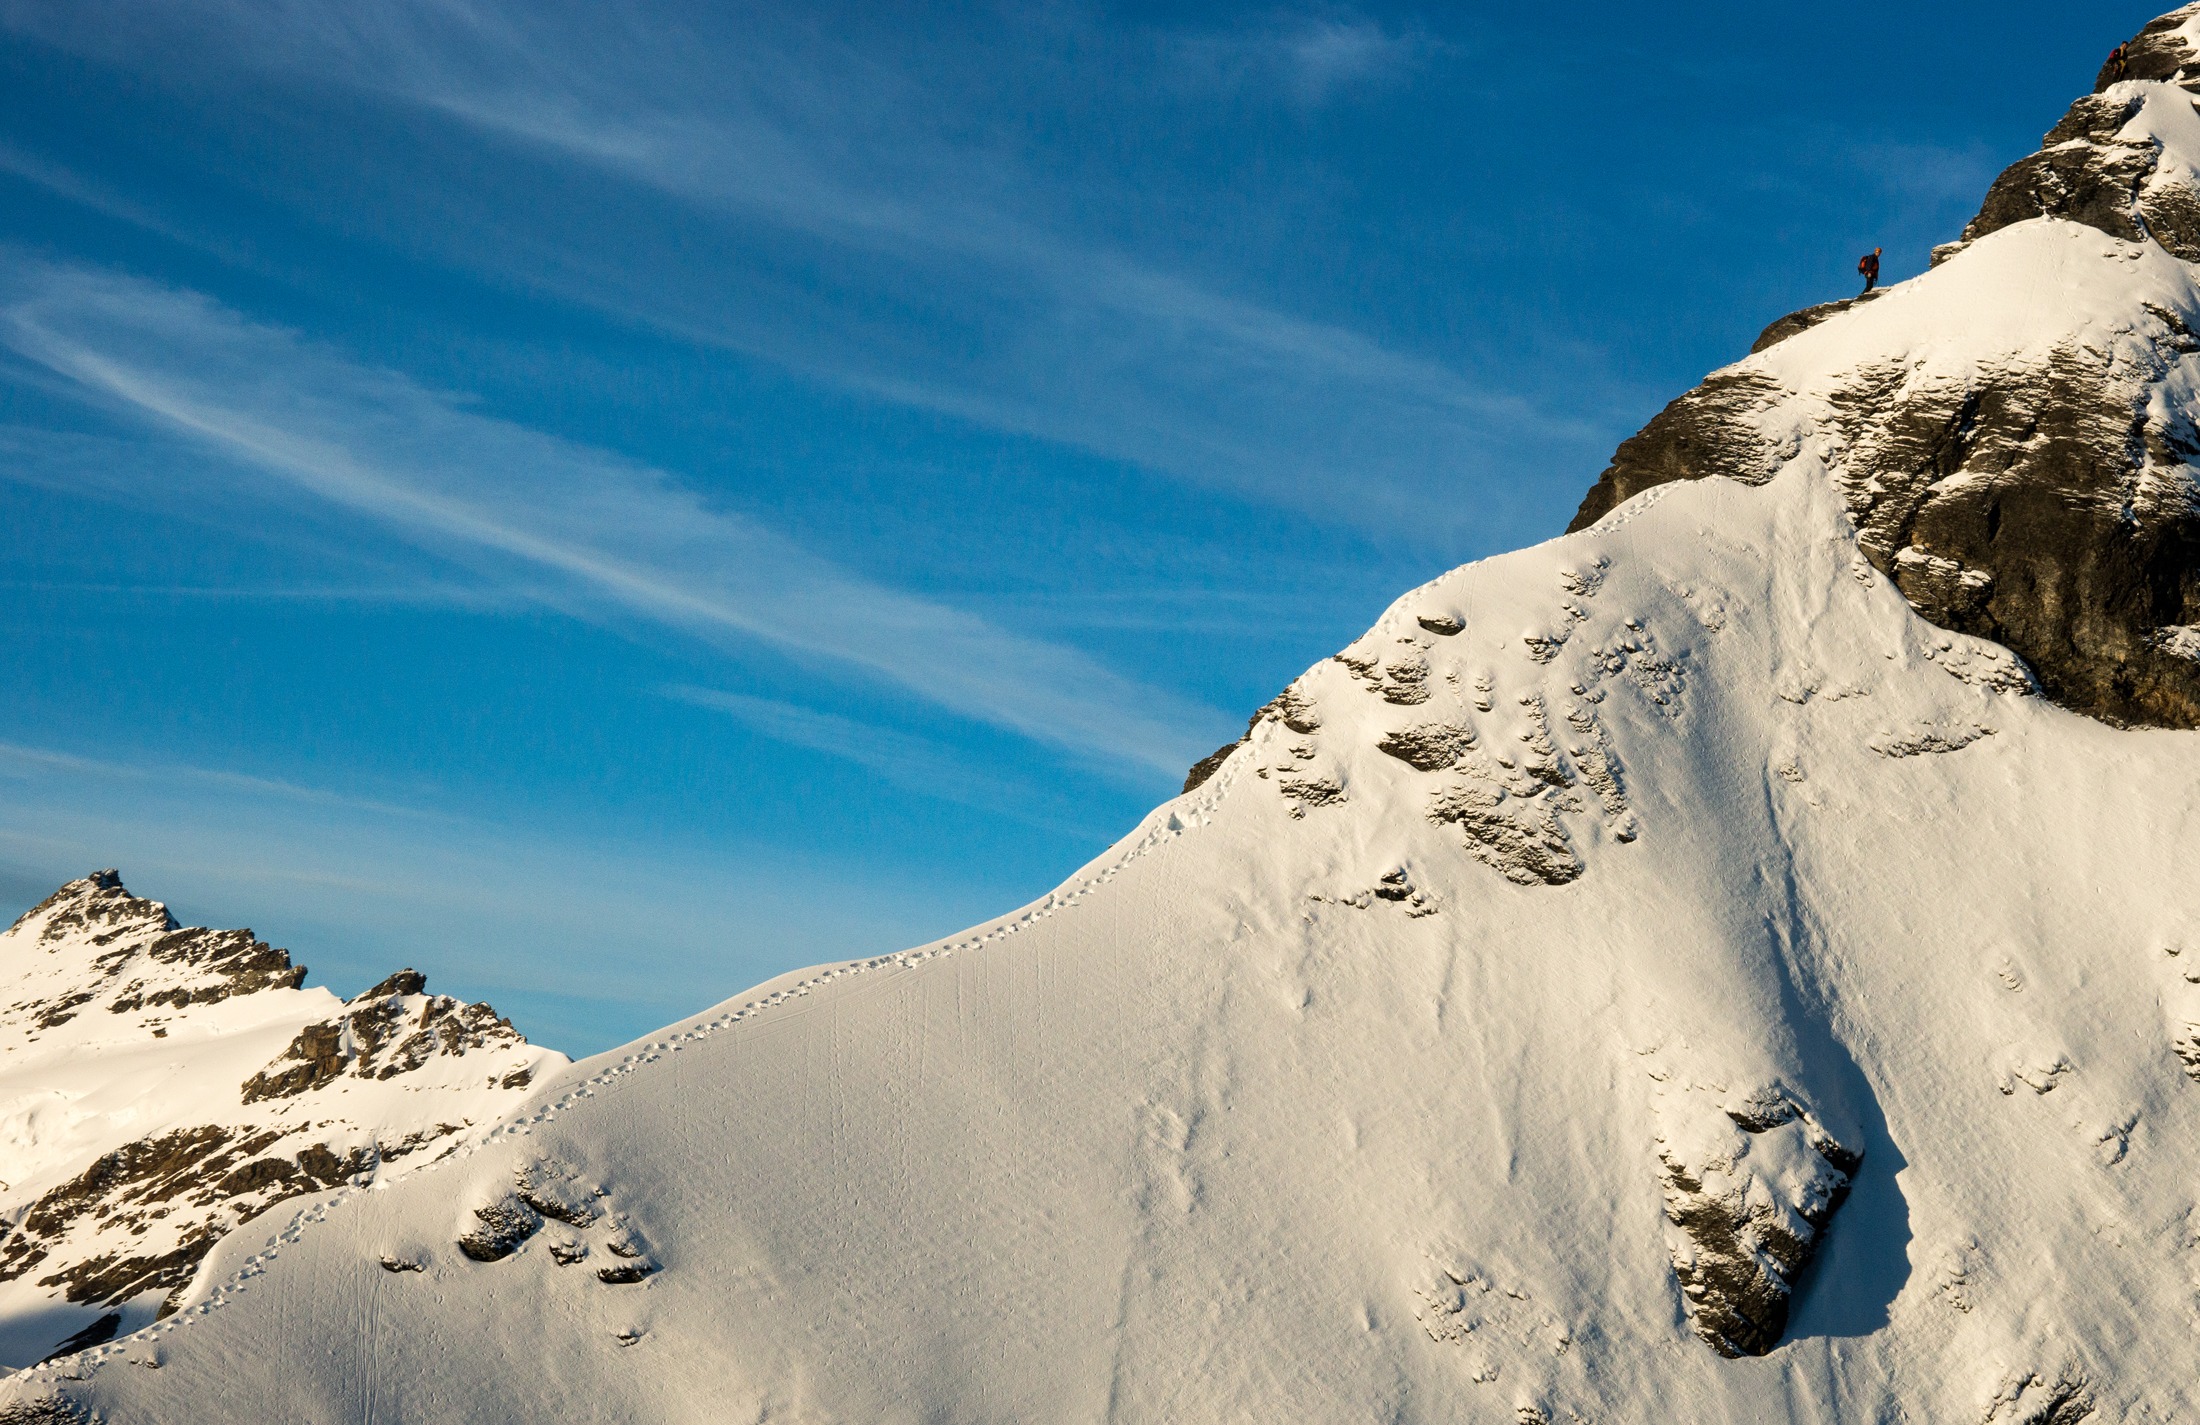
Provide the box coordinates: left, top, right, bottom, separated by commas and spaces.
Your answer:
1859, 247, 1882, 294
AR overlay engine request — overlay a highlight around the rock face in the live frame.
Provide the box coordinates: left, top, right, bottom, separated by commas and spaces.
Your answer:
1569, 6, 2200, 729
0, 872, 563, 1367
1654, 1086, 1861, 1357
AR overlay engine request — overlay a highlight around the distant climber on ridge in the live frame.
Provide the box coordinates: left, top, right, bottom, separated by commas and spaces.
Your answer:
1858, 246, 1881, 293
2108, 43, 2130, 82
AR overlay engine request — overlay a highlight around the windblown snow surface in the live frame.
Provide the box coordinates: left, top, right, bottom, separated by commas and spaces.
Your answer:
18, 50, 2200, 1425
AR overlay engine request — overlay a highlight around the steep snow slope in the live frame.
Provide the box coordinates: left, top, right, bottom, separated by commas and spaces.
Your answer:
0, 874, 562, 1370
15, 466, 2197, 1423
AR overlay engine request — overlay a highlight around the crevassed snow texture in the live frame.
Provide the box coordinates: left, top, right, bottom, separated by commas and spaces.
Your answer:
25, 469, 2200, 1423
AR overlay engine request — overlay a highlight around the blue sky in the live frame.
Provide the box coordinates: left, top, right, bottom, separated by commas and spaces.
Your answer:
0, 0, 2151, 1054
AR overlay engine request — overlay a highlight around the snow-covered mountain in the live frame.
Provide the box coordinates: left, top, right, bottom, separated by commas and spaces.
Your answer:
0, 872, 562, 1372
9, 8, 2200, 1423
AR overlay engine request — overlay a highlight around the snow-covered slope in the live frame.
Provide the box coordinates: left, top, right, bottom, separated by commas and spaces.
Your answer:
11, 465, 2195, 1422
0, 873, 562, 1370
11, 11, 2200, 1424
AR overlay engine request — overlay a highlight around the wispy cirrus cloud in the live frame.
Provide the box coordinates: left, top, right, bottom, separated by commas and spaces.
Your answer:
0, 737, 443, 821
0, 258, 1224, 777
0, 0, 1603, 541
662, 686, 1102, 835
1162, 11, 1434, 105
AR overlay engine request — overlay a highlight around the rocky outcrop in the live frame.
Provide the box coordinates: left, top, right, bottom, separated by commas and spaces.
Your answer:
1567, 9, 2200, 730
1655, 1087, 1861, 1358
445, 1158, 656, 1286
240, 975, 529, 1103
0, 871, 563, 1366
1748, 291, 1883, 354
2098, 5, 2200, 90
1182, 685, 1322, 793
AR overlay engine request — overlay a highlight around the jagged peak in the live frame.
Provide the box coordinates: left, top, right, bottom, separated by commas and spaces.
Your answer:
352, 968, 429, 1003
0, 869, 306, 1027
6, 869, 178, 943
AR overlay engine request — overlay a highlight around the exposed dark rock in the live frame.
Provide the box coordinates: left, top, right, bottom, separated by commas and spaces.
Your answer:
515, 1161, 600, 1228
1659, 1093, 1859, 1358
1375, 723, 1477, 772
457, 1199, 541, 1262
1180, 741, 1240, 795
2174, 1021, 2200, 1079
1963, 112, 2156, 249
33, 993, 95, 1030
2097, 7, 2200, 90
1989, 1368, 2097, 1424
1427, 782, 1583, 887
1749, 291, 1883, 354
1415, 613, 1464, 636
1182, 684, 1323, 793
9, 872, 307, 1017
356, 969, 427, 1001
0, 1119, 379, 1313
379, 1256, 425, 1273
0, 869, 553, 1353
1371, 869, 1415, 901
1818, 341, 2200, 727
53, 1232, 224, 1314
239, 1022, 348, 1103
0, 1127, 234, 1272
0, 1395, 89, 1424
241, 984, 528, 1101
1566, 372, 1790, 533
595, 1228, 658, 1283
37, 1314, 119, 1365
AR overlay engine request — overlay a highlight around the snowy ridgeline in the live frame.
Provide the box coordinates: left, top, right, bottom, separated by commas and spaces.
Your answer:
0, 874, 561, 1371
6, 7, 2200, 1424
1, 466, 2190, 1423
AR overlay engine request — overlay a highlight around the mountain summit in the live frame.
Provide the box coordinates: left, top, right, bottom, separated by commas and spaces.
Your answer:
1571, 7, 2200, 730
10, 10, 2200, 1424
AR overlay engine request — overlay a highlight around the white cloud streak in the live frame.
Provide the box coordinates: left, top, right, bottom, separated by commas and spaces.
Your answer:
662, 685, 1100, 834
0, 0, 1604, 538
1163, 13, 1432, 105
0, 737, 443, 821
0, 260, 1223, 776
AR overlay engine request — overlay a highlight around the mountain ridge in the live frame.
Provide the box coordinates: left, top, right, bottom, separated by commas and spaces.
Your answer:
9, 8, 2200, 1423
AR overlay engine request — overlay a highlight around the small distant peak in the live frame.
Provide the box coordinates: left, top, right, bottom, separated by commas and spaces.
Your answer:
354, 969, 429, 1003
6, 867, 176, 939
